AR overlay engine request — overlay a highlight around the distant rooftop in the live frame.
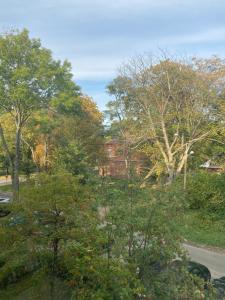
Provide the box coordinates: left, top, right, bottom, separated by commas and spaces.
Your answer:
200, 160, 223, 170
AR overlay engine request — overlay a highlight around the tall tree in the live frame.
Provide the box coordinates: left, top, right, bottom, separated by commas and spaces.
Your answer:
191, 56, 225, 169
51, 95, 104, 176
108, 56, 215, 184
0, 29, 79, 198
19, 95, 104, 177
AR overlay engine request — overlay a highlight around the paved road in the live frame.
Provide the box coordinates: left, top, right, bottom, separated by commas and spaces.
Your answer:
184, 243, 225, 278
0, 176, 27, 186
0, 179, 11, 186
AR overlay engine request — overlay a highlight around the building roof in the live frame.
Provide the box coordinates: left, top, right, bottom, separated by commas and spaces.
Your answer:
200, 160, 223, 169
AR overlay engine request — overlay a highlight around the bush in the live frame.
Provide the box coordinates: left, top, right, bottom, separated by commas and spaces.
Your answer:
0, 174, 215, 299
97, 179, 214, 299
0, 257, 39, 288
185, 172, 225, 212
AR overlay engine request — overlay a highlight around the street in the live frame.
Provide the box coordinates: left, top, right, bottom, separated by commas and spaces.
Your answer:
184, 243, 225, 278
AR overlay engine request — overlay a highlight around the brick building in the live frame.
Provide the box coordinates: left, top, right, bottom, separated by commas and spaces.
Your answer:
99, 139, 144, 178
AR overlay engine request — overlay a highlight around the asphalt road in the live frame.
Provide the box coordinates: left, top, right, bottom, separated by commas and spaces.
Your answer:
184, 243, 225, 278
0, 176, 27, 186
0, 179, 11, 186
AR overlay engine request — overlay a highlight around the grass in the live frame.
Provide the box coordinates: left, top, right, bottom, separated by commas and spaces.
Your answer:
0, 182, 26, 193
0, 184, 12, 192
174, 209, 225, 249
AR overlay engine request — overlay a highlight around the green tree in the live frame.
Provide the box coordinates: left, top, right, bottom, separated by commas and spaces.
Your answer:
0, 174, 145, 299
97, 178, 212, 299
20, 95, 104, 177
0, 29, 79, 198
53, 95, 104, 165
0, 173, 99, 297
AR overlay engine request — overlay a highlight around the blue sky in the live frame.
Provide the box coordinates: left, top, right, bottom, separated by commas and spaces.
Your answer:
1, 0, 225, 110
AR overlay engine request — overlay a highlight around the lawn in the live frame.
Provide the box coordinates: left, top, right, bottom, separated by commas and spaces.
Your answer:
0, 182, 25, 193
0, 184, 12, 193
174, 210, 225, 249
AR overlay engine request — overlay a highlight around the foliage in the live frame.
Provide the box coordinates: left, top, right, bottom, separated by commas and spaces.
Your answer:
0, 175, 143, 299
97, 178, 212, 299
0, 29, 80, 196
18, 95, 103, 176
0, 175, 215, 299
184, 172, 225, 213
0, 173, 97, 287
172, 205, 225, 251
107, 56, 217, 185
53, 141, 89, 176
51, 96, 104, 174
1, 37, 224, 299
0, 29, 78, 116
0, 272, 72, 300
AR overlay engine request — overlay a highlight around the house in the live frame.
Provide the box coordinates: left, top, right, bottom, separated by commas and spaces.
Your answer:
99, 139, 144, 178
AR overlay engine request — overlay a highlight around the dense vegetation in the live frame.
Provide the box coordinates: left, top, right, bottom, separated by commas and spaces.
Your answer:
0, 30, 224, 299
173, 172, 225, 249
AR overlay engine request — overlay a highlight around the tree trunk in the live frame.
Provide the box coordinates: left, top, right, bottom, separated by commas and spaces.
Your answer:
167, 168, 175, 185
0, 124, 17, 197
0, 124, 13, 169
52, 237, 59, 273
13, 127, 21, 199
44, 138, 49, 172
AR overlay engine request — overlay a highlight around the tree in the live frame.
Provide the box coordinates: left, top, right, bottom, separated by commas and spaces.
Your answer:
21, 109, 60, 172
108, 56, 215, 184
97, 178, 212, 299
0, 173, 215, 299
0, 174, 144, 299
0, 173, 99, 298
191, 56, 225, 170
51, 95, 104, 177
106, 76, 147, 179
55, 95, 103, 161
20, 95, 104, 177
0, 29, 79, 198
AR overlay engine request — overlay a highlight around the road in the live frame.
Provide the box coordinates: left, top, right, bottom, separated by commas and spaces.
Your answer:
184, 243, 225, 278
0, 176, 27, 186
0, 178, 11, 186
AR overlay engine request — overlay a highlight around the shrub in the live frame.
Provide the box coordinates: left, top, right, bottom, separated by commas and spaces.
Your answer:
185, 172, 225, 212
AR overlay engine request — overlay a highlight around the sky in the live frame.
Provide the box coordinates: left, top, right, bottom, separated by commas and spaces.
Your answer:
1, 0, 225, 110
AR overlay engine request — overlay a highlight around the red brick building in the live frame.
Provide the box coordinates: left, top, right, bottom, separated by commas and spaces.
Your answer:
99, 139, 144, 178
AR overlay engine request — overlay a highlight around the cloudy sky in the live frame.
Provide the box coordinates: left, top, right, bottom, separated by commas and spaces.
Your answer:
1, 0, 225, 110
